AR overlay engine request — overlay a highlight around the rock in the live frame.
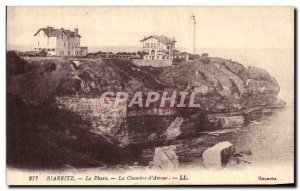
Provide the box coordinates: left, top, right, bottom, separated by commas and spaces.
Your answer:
233, 153, 243, 157
153, 146, 179, 170
217, 116, 244, 128
273, 98, 286, 108
147, 133, 159, 141
62, 164, 76, 169
7, 52, 283, 167
202, 141, 235, 169
207, 129, 237, 136
262, 108, 272, 114
240, 150, 252, 156
71, 60, 81, 70
165, 117, 183, 140
240, 159, 251, 164
62, 164, 77, 173
193, 85, 209, 95
226, 157, 240, 168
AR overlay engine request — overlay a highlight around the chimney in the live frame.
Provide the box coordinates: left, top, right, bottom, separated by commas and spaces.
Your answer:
60, 28, 64, 30
74, 28, 78, 34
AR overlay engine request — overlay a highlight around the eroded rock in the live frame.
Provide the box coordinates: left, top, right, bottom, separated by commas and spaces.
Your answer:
165, 117, 183, 140
153, 146, 179, 170
202, 141, 235, 169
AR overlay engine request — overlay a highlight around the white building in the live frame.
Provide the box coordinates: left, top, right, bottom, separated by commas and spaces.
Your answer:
34, 26, 88, 56
140, 35, 176, 60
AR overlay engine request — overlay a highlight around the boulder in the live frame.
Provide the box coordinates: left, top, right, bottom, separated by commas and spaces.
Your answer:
71, 60, 81, 70
202, 141, 235, 169
165, 117, 183, 140
239, 149, 252, 156
62, 164, 77, 173
273, 98, 286, 108
153, 146, 179, 170
226, 157, 240, 168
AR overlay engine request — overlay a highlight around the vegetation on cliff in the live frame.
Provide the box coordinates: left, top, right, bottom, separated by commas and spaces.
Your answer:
6, 51, 284, 168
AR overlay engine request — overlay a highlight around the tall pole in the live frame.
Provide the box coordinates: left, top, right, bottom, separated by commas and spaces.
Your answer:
190, 14, 196, 55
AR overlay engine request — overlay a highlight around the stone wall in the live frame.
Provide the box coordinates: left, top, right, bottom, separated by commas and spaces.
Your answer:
132, 59, 172, 67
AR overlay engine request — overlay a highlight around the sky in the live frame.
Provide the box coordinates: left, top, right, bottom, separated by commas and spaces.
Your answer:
7, 7, 293, 50
7, 7, 294, 102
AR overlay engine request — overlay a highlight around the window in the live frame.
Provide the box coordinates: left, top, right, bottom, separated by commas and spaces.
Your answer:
38, 41, 39, 47
145, 43, 149, 48
68, 51, 70, 56
64, 42, 66, 47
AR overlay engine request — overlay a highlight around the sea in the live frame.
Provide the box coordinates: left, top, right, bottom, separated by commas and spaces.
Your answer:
215, 105, 294, 168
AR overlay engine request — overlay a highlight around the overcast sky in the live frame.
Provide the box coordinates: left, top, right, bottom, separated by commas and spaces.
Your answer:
7, 7, 293, 50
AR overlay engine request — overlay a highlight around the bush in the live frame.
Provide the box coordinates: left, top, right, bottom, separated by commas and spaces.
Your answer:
172, 57, 185, 64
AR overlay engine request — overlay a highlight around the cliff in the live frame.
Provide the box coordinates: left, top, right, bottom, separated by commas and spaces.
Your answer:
6, 51, 284, 168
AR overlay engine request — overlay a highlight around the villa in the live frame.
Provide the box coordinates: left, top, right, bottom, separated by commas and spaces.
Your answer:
34, 26, 88, 56
140, 35, 176, 60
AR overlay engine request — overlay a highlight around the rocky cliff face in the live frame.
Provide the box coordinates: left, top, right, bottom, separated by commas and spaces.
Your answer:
6, 51, 284, 168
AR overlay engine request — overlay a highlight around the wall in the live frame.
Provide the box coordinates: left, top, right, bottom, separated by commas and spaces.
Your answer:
48, 37, 57, 49
56, 32, 69, 56
56, 32, 82, 56
34, 30, 57, 51
69, 36, 80, 50
74, 47, 88, 56
34, 30, 48, 50
132, 59, 172, 67
142, 38, 159, 59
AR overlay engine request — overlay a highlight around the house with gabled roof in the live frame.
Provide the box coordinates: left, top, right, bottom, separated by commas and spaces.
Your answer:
34, 26, 88, 56
140, 35, 176, 60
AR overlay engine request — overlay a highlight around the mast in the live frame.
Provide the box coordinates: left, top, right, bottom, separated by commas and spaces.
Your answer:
190, 14, 196, 54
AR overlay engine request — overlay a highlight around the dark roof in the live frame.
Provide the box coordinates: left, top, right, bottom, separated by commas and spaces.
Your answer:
34, 27, 81, 38
62, 30, 81, 38
140, 35, 176, 44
